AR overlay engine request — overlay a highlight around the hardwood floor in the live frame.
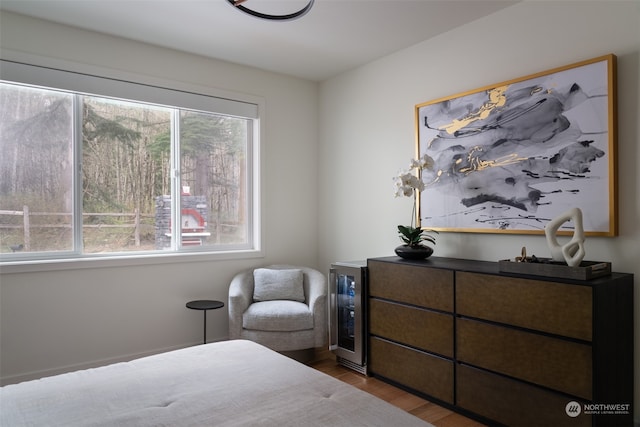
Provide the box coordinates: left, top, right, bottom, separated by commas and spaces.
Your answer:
309, 353, 486, 427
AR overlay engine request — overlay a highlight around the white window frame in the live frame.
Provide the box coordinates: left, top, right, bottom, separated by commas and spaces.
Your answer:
0, 58, 264, 272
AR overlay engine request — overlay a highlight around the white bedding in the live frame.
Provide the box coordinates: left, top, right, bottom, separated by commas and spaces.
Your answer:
1, 340, 432, 426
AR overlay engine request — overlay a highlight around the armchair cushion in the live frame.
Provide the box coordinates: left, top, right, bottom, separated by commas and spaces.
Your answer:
243, 300, 314, 332
253, 268, 305, 302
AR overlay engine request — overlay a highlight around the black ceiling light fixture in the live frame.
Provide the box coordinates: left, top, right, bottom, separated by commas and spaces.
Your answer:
228, 0, 314, 21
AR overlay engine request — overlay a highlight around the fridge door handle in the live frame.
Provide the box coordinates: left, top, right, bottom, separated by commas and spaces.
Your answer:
328, 268, 338, 351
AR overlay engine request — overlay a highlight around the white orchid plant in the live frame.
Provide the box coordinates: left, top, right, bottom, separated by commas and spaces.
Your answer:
393, 154, 438, 248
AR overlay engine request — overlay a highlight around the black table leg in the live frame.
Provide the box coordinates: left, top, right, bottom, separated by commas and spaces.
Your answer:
203, 310, 207, 344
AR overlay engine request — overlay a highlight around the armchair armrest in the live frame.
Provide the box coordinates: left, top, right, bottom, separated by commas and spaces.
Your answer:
303, 267, 328, 347
228, 270, 254, 339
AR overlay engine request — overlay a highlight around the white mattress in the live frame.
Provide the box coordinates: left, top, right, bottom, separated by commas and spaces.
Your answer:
1, 340, 433, 426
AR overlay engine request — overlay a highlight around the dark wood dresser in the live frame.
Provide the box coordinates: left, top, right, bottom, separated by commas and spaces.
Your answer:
367, 256, 634, 427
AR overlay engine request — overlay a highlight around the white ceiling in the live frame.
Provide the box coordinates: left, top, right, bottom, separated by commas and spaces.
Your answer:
0, 0, 518, 81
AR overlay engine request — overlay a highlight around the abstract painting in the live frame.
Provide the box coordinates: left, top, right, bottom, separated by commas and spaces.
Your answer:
415, 54, 617, 236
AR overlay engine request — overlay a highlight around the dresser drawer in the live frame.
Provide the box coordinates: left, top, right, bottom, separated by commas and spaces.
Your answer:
368, 261, 453, 311
457, 318, 592, 399
457, 272, 592, 340
457, 364, 591, 427
369, 299, 453, 357
369, 337, 453, 404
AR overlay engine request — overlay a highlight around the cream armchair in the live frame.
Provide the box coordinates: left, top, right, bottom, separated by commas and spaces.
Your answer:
228, 265, 327, 353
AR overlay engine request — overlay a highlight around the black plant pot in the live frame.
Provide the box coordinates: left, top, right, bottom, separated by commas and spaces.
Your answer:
394, 244, 433, 260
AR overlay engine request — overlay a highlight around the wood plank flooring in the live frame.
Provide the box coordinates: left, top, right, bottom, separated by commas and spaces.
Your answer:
309, 353, 486, 427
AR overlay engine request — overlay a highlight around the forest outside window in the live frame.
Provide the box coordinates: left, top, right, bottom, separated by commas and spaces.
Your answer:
0, 64, 259, 262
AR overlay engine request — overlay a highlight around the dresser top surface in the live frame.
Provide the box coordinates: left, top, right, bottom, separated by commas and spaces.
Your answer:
367, 256, 632, 286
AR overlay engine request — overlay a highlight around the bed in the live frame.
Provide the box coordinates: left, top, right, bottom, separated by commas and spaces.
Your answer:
1, 339, 433, 426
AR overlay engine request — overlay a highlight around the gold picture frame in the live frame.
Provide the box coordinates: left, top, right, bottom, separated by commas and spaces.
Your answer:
415, 54, 617, 236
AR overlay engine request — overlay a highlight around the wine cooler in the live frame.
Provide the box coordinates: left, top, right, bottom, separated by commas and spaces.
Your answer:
328, 261, 367, 374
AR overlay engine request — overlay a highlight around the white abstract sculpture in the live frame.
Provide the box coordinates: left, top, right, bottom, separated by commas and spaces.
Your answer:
544, 207, 585, 267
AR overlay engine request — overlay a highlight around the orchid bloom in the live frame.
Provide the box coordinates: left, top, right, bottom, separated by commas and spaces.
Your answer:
393, 154, 434, 198
410, 154, 434, 171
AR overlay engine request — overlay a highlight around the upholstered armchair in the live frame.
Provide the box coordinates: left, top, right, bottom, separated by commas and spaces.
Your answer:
228, 265, 327, 353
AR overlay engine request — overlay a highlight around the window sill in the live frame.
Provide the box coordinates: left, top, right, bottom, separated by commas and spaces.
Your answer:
0, 249, 264, 274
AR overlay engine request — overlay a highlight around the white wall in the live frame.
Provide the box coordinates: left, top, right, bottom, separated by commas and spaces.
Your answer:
318, 1, 640, 423
0, 12, 319, 383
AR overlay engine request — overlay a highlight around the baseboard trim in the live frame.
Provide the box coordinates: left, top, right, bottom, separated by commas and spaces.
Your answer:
1, 338, 226, 386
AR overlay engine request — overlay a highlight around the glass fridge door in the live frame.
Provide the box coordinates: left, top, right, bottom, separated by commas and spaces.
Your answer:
336, 272, 356, 351
330, 263, 366, 372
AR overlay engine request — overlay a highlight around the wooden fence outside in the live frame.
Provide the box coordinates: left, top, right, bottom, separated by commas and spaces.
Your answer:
0, 206, 152, 251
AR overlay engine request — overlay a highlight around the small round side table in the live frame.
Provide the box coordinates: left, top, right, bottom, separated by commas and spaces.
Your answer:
186, 300, 224, 344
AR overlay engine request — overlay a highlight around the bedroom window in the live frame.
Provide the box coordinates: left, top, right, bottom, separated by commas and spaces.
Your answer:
0, 60, 261, 262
